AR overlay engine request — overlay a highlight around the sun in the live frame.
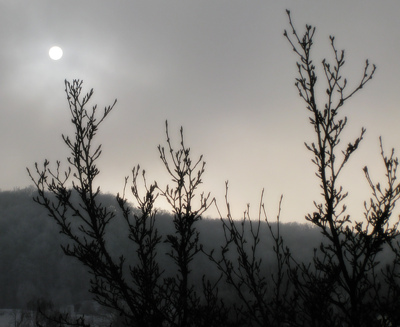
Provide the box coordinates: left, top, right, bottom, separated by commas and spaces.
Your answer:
49, 46, 63, 60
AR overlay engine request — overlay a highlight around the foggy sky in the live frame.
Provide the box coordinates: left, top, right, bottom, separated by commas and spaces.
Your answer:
1, 1, 400, 222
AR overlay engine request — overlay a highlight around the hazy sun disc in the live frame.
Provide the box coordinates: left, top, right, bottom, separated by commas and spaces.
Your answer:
49, 46, 63, 60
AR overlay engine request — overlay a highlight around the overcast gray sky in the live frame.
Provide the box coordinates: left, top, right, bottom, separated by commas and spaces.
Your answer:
1, 0, 399, 222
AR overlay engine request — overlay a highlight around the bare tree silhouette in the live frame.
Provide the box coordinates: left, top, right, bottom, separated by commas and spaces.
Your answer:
284, 9, 400, 327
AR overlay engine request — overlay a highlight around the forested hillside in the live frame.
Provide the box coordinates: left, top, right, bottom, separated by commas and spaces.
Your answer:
0, 187, 90, 308
0, 187, 321, 310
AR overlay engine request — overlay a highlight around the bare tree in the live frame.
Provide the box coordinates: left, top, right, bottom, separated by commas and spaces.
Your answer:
156, 121, 215, 327
116, 166, 165, 326
28, 80, 165, 326
284, 9, 400, 327
205, 184, 292, 327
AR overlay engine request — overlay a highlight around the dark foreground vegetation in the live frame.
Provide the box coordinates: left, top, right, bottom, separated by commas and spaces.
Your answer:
7, 10, 400, 327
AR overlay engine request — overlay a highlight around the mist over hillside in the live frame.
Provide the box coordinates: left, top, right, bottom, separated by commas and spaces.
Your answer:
0, 187, 323, 309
